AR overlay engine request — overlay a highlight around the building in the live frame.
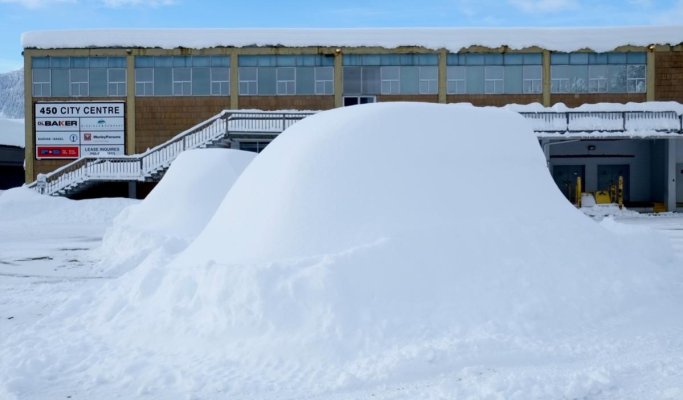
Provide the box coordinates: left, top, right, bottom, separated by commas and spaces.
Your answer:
21, 27, 683, 208
0, 118, 24, 189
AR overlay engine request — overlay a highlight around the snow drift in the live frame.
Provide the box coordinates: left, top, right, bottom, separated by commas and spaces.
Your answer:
98, 148, 254, 276
1, 102, 681, 399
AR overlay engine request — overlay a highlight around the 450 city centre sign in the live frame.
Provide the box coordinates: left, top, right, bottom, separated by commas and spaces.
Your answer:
34, 102, 125, 160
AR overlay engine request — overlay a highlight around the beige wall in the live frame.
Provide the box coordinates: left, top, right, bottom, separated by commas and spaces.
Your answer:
23, 44, 681, 182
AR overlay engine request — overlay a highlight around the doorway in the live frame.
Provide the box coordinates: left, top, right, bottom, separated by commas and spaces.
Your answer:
598, 164, 630, 203
552, 165, 585, 202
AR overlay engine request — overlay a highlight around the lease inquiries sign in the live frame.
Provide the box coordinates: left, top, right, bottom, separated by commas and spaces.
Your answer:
35, 102, 125, 160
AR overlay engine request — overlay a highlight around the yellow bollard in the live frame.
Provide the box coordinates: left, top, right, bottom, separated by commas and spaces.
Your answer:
576, 176, 582, 207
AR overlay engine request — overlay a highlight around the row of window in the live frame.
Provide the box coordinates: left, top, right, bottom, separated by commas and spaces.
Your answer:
31, 52, 648, 97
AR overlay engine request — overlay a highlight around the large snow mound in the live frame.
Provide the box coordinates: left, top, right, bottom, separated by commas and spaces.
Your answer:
1, 103, 681, 399
97, 148, 255, 276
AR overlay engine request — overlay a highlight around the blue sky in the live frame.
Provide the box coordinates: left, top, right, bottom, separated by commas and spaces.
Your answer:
1, 0, 682, 73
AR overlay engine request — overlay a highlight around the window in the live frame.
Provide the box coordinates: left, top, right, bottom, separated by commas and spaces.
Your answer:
447, 53, 542, 95
108, 69, 126, 96
315, 67, 333, 94
238, 55, 334, 96
343, 96, 376, 106
447, 66, 465, 94
239, 67, 258, 95
135, 68, 154, 96
211, 68, 229, 95
276, 67, 296, 95
523, 65, 542, 94
31, 56, 127, 98
419, 67, 438, 94
173, 67, 191, 96
134, 55, 230, 96
70, 69, 89, 97
550, 52, 646, 94
32, 69, 51, 97
484, 66, 504, 94
344, 54, 438, 96
381, 66, 400, 94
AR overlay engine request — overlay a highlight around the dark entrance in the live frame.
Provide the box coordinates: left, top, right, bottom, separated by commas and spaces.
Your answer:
552, 165, 585, 202
598, 164, 630, 202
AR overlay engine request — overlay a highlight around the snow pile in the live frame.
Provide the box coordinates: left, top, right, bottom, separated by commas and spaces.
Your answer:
98, 148, 254, 276
0, 118, 24, 148
1, 103, 681, 399
22, 26, 683, 53
0, 186, 131, 229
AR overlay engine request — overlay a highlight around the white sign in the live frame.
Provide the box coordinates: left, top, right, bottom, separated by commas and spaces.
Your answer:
36, 131, 80, 145
81, 145, 125, 157
35, 102, 125, 160
35, 118, 79, 132
34, 103, 124, 118
80, 117, 124, 131
81, 131, 125, 145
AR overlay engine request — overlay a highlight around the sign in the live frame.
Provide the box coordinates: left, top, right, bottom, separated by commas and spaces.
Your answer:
36, 146, 80, 159
35, 102, 125, 160
81, 145, 125, 157
36, 132, 80, 145
81, 131, 125, 145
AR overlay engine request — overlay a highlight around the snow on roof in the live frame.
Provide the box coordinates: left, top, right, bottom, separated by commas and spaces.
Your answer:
21, 26, 683, 53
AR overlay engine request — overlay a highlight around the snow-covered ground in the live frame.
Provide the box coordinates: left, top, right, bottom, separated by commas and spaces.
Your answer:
0, 103, 682, 399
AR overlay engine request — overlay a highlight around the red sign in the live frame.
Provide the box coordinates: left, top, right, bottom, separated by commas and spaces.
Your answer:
36, 146, 80, 159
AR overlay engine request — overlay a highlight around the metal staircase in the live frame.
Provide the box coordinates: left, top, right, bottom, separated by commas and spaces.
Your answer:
27, 109, 682, 197
28, 111, 314, 197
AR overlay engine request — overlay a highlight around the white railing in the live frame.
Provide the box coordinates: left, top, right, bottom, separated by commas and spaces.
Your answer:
29, 111, 313, 196
520, 111, 683, 134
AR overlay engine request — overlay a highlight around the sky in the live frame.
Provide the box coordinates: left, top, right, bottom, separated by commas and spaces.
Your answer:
0, 0, 682, 73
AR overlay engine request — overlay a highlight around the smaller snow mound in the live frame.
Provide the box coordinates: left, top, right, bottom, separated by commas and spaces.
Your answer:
0, 186, 131, 227
98, 149, 255, 276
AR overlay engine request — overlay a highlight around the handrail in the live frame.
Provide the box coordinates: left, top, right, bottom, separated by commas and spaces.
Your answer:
28, 110, 314, 195
27, 109, 681, 196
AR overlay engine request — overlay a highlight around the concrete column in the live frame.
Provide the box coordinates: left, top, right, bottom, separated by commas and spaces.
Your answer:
126, 53, 136, 155
230, 50, 239, 109
542, 50, 551, 107
334, 49, 343, 108
541, 139, 551, 169
666, 138, 676, 211
647, 48, 656, 102
23, 53, 34, 183
127, 181, 137, 199
438, 49, 447, 104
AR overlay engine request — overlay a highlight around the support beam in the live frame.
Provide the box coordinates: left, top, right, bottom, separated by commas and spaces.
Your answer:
542, 50, 551, 107
647, 49, 656, 102
438, 49, 447, 104
24, 53, 34, 183
334, 49, 343, 108
230, 50, 239, 110
126, 53, 136, 155
666, 138, 676, 211
127, 181, 138, 199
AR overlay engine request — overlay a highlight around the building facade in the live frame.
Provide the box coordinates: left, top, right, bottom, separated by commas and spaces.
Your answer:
21, 27, 683, 208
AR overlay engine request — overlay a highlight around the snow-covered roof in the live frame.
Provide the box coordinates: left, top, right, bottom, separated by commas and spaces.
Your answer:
21, 26, 683, 53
